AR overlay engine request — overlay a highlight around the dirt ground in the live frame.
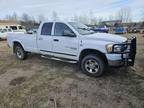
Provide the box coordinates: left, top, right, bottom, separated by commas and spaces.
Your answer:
0, 34, 144, 108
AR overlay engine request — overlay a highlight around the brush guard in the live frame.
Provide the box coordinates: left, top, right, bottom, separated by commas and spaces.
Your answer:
111, 37, 137, 66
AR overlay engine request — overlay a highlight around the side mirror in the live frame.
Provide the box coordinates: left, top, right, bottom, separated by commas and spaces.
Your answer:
63, 30, 76, 37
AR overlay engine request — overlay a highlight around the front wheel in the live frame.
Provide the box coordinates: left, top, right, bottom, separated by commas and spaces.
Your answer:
80, 55, 105, 77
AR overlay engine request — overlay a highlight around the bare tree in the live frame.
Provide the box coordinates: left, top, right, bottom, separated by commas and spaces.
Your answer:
108, 15, 115, 21
12, 12, 18, 21
88, 11, 97, 25
30, 16, 36, 22
116, 7, 132, 23
52, 11, 59, 21
141, 10, 144, 21
97, 17, 104, 24
73, 14, 79, 22
5, 14, 12, 20
22, 13, 30, 22
90, 18, 97, 25
78, 14, 89, 24
5, 13, 17, 21
38, 14, 45, 22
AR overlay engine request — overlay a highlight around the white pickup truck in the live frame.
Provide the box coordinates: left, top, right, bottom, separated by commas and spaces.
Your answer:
0, 28, 13, 39
7, 21, 137, 77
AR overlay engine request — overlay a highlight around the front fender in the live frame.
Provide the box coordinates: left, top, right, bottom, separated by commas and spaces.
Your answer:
78, 39, 110, 56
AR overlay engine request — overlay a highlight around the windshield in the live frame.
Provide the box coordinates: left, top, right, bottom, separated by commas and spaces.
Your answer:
69, 22, 95, 35
8, 29, 12, 32
10, 26, 17, 30
3, 29, 7, 32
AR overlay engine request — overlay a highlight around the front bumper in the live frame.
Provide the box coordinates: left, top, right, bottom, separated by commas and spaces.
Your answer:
108, 60, 124, 67
107, 37, 137, 66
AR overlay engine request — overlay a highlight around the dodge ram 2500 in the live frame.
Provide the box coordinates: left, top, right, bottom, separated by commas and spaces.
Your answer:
7, 21, 136, 77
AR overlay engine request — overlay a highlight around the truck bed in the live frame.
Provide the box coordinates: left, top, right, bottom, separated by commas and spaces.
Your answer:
7, 33, 38, 53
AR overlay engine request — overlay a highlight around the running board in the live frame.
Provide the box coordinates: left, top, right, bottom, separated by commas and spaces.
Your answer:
41, 55, 77, 64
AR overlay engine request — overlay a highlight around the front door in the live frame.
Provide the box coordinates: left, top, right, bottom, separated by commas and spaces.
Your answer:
52, 22, 79, 60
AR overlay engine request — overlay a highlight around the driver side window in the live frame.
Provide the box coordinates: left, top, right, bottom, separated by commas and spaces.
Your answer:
54, 22, 75, 36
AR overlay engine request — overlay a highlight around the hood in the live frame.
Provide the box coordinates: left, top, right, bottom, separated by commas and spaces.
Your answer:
82, 33, 127, 43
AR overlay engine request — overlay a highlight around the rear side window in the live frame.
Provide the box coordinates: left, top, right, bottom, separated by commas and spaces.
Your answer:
41, 23, 53, 35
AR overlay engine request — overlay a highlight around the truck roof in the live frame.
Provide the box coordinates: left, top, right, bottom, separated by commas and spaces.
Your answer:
41, 21, 75, 24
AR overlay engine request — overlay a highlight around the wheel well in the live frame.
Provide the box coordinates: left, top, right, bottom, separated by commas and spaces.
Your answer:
79, 49, 108, 64
13, 41, 23, 53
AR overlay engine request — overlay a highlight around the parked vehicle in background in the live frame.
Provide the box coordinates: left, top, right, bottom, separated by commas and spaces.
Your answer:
92, 26, 109, 33
0, 25, 26, 34
131, 28, 144, 34
140, 28, 144, 34
7, 21, 136, 77
128, 27, 140, 33
115, 27, 127, 34
0, 25, 26, 39
0, 28, 13, 39
9, 25, 26, 33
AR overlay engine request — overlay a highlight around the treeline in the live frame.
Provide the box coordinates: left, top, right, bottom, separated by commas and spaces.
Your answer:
3, 7, 144, 26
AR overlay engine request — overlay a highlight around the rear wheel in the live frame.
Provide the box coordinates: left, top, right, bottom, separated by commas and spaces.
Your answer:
81, 54, 105, 77
14, 45, 27, 60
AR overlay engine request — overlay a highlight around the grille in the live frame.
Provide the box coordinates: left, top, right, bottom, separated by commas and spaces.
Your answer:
121, 40, 128, 51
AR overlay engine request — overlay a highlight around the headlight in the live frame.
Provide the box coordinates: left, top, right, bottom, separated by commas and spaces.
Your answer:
106, 44, 113, 53
106, 44, 122, 53
113, 45, 122, 52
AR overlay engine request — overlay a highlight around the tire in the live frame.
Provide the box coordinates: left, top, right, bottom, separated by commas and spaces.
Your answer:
14, 44, 27, 60
80, 54, 105, 77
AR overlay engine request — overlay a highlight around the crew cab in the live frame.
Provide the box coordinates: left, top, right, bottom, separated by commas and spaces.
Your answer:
7, 21, 137, 77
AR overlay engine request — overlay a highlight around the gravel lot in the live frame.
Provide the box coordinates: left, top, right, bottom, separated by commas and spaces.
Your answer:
0, 34, 144, 108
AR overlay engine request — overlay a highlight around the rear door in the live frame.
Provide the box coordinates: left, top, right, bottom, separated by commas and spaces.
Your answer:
37, 22, 54, 56
52, 22, 79, 60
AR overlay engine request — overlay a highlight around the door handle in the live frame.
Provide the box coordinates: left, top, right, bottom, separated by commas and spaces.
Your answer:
53, 39, 59, 42
38, 37, 43, 40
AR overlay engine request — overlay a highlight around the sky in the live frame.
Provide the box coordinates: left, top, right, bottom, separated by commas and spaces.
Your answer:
0, 0, 144, 21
